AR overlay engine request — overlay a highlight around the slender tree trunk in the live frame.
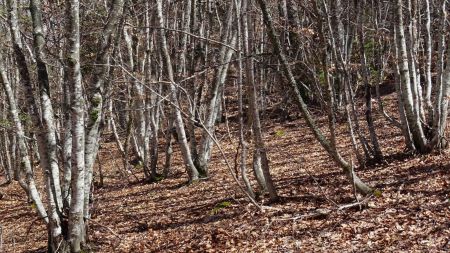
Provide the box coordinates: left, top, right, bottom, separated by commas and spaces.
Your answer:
424, 0, 433, 112
66, 0, 85, 251
395, 0, 427, 152
144, 5, 161, 179
243, 0, 277, 201
62, 67, 72, 210
0, 50, 48, 222
393, 26, 415, 151
430, 39, 450, 148
163, 117, 174, 177
374, 5, 402, 129
124, 25, 146, 164
30, 0, 65, 212
358, 1, 383, 161
429, 1, 448, 148
257, 0, 373, 194
84, 0, 124, 221
0, 132, 11, 184
343, 74, 365, 166
157, 0, 199, 182
196, 21, 237, 175
243, 1, 266, 192
28, 0, 65, 249
237, 0, 255, 199
315, 1, 338, 155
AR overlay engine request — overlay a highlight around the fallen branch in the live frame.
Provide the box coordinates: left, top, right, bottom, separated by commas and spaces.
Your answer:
273, 195, 374, 222
87, 218, 122, 240
297, 158, 338, 207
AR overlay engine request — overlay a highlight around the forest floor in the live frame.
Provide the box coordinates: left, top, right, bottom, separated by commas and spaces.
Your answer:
0, 93, 449, 252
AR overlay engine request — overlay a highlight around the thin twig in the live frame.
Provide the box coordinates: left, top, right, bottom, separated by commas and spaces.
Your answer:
273, 194, 374, 222
129, 25, 238, 52
297, 158, 338, 207
87, 218, 122, 240
25, 217, 45, 242
115, 64, 262, 209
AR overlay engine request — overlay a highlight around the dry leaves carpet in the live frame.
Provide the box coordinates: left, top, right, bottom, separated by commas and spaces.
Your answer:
0, 94, 449, 252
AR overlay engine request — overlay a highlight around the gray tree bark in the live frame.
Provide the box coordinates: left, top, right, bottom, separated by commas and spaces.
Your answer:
84, 0, 124, 219
196, 3, 237, 176
242, 0, 278, 201
157, 0, 200, 182
395, 0, 427, 152
256, 0, 373, 194
65, 0, 86, 251
0, 50, 48, 223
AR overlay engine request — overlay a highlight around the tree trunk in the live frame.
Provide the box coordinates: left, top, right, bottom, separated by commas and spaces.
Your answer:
196, 3, 237, 176
243, 0, 278, 201
358, 1, 383, 161
424, 0, 433, 112
395, 0, 427, 152
256, 0, 373, 195
84, 0, 124, 221
0, 50, 48, 222
66, 0, 86, 251
29, 0, 64, 249
237, 0, 255, 199
157, 0, 199, 182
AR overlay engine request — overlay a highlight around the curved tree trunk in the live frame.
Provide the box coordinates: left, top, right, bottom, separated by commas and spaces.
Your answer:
84, 0, 124, 221
242, 0, 278, 201
0, 50, 48, 223
395, 0, 427, 152
157, 0, 199, 182
196, 3, 237, 177
256, 0, 373, 195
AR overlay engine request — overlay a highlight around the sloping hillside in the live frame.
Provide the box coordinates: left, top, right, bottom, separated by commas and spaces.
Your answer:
1, 93, 449, 252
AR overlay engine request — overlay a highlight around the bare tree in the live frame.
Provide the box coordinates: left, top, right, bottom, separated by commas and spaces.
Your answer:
66, 0, 85, 251
156, 0, 200, 181
256, 0, 373, 194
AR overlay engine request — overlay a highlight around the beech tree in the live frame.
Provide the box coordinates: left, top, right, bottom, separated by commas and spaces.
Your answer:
1, 0, 450, 251
66, 0, 84, 250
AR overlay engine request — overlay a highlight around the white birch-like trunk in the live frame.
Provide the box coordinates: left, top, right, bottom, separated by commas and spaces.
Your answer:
66, 0, 85, 251
157, 0, 199, 181
8, 0, 64, 246
144, 7, 161, 178
257, 0, 373, 194
236, 0, 255, 199
393, 27, 415, 151
84, 0, 124, 219
430, 41, 450, 148
0, 51, 48, 223
424, 0, 433, 111
196, 4, 237, 175
28, 1, 65, 249
62, 74, 72, 209
430, 1, 448, 148
395, 0, 427, 152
